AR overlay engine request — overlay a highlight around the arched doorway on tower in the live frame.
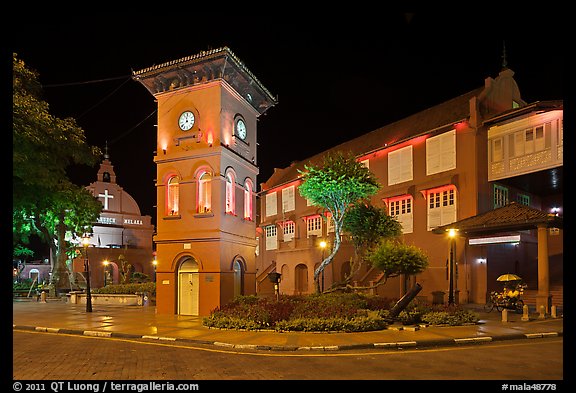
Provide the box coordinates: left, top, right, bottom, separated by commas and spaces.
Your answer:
232, 258, 245, 299
178, 257, 199, 316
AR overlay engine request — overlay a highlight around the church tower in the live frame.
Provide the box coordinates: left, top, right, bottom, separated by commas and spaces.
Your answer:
133, 48, 276, 315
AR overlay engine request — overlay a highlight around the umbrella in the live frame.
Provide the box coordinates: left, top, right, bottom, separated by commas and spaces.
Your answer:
497, 273, 522, 282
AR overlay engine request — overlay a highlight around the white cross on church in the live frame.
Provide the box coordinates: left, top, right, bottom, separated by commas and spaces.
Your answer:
98, 189, 114, 210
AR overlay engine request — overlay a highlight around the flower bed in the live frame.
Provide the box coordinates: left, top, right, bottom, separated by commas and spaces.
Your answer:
202, 293, 479, 332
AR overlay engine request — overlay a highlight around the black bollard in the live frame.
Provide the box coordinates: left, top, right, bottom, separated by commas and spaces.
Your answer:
389, 283, 423, 318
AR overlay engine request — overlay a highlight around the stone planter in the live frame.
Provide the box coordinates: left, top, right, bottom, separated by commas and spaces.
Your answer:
67, 291, 148, 306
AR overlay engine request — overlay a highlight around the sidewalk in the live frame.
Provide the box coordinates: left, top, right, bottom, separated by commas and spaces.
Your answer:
12, 299, 563, 352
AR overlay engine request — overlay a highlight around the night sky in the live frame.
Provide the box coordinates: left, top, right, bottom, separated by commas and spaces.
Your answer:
11, 13, 564, 225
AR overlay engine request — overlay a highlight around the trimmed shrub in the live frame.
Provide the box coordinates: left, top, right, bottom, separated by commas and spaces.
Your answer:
275, 311, 387, 332
422, 309, 479, 326
92, 282, 156, 295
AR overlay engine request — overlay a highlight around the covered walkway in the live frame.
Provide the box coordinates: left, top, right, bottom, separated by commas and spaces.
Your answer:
434, 202, 563, 313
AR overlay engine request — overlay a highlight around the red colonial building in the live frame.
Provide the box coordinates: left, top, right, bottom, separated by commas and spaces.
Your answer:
255, 67, 563, 313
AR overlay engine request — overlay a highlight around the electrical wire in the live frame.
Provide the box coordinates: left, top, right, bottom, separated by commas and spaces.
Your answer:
40, 73, 154, 146
77, 77, 132, 119
109, 109, 157, 145
42, 75, 130, 88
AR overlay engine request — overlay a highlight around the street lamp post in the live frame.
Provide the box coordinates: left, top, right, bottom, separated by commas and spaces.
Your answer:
319, 240, 327, 292
103, 260, 109, 287
448, 228, 457, 306
152, 258, 157, 283
82, 235, 93, 312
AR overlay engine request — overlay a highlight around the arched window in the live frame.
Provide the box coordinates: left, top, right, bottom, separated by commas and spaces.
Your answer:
167, 176, 179, 216
225, 169, 236, 215
233, 259, 244, 298
197, 170, 212, 213
29, 268, 40, 284
244, 178, 254, 221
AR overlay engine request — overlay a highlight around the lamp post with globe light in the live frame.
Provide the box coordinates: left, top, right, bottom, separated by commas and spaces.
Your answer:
448, 228, 457, 306
82, 235, 93, 312
319, 240, 327, 292
103, 260, 110, 286
152, 257, 158, 283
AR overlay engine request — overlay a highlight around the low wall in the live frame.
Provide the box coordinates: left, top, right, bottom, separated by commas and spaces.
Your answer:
67, 291, 149, 306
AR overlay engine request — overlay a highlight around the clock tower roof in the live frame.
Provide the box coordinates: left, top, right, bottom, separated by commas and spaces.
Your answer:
132, 47, 277, 115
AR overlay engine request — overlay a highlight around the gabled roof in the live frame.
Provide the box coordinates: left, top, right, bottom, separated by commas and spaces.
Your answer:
483, 100, 563, 126
432, 202, 563, 236
261, 86, 482, 191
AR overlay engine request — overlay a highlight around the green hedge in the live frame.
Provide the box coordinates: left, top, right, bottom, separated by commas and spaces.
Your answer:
421, 310, 479, 326
275, 311, 388, 332
92, 282, 155, 295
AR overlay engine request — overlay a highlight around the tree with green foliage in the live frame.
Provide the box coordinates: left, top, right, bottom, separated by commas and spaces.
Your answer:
367, 239, 429, 284
13, 53, 102, 291
330, 202, 402, 291
344, 202, 402, 251
298, 151, 380, 292
118, 254, 133, 284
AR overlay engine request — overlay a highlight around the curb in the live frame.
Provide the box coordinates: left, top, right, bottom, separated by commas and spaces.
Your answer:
13, 324, 563, 352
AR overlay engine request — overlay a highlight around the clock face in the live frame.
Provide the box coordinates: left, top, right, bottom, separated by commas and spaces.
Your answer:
236, 119, 247, 140
178, 111, 195, 131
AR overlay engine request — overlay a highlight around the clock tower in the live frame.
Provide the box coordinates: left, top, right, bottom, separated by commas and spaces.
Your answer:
133, 48, 277, 315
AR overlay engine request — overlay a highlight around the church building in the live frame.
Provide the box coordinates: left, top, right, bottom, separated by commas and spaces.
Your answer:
72, 150, 155, 288
133, 48, 277, 315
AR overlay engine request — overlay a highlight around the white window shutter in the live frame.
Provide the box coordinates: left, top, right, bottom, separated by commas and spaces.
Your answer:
266, 234, 277, 250
427, 130, 455, 175
440, 130, 456, 171
441, 203, 456, 226
266, 192, 277, 217
388, 146, 412, 185
265, 226, 277, 250
400, 213, 413, 234
388, 152, 399, 185
428, 208, 441, 231
282, 186, 295, 212
401, 146, 413, 183
426, 136, 441, 175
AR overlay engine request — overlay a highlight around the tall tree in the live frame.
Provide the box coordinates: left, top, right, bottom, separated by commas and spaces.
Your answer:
367, 239, 429, 284
298, 151, 380, 292
334, 202, 402, 291
13, 53, 102, 291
